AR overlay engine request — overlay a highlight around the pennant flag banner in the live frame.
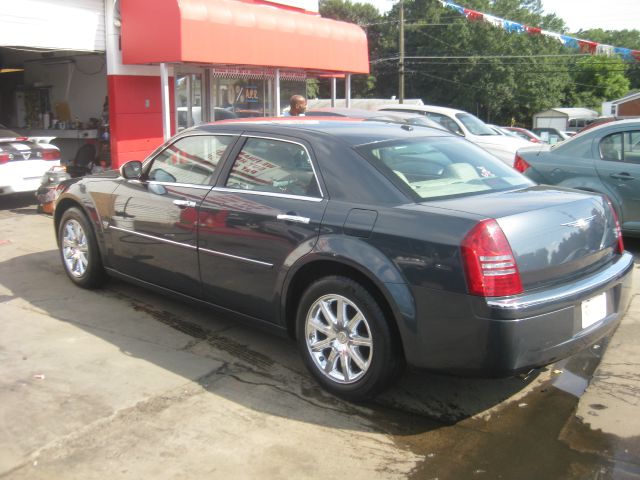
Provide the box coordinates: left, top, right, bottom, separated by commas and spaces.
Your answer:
438, 1, 640, 63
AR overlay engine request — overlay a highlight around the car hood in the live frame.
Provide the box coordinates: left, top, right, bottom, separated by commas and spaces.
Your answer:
414, 185, 619, 289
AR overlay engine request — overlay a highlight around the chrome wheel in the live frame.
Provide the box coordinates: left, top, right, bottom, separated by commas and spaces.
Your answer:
305, 294, 373, 384
62, 219, 89, 278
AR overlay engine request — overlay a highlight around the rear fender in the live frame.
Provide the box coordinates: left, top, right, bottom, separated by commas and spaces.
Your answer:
280, 235, 417, 337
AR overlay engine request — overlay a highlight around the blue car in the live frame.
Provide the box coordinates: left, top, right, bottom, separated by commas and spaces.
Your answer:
516, 119, 640, 238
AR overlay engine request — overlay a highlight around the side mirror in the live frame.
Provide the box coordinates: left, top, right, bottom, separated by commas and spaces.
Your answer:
120, 161, 143, 179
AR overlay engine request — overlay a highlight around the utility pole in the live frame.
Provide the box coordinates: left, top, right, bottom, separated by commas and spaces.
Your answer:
399, 0, 405, 104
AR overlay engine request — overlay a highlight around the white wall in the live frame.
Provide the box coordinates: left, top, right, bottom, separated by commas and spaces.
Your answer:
0, 0, 105, 51
24, 54, 107, 124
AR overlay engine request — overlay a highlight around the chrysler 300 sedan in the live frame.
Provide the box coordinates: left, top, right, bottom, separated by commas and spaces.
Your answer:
54, 119, 634, 400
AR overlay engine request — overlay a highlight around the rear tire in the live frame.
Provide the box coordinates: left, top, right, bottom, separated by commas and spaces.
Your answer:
296, 276, 404, 401
58, 207, 106, 289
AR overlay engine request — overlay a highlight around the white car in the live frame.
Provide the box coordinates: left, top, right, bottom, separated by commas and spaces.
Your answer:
0, 124, 61, 196
378, 105, 530, 165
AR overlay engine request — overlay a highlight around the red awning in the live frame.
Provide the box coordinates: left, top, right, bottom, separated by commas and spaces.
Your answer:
121, 0, 370, 74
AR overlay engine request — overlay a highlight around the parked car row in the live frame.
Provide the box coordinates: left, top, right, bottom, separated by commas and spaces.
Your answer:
52, 117, 634, 401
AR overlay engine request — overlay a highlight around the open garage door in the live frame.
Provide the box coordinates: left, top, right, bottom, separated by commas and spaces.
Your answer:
0, 0, 105, 52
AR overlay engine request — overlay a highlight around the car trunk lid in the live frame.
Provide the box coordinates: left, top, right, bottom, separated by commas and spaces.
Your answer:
425, 186, 620, 291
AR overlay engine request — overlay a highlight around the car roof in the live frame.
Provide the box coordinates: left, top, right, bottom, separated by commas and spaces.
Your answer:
574, 118, 640, 136
378, 104, 467, 115
195, 117, 453, 146
305, 107, 377, 118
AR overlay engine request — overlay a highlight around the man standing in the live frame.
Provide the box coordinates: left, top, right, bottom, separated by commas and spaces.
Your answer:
284, 95, 307, 116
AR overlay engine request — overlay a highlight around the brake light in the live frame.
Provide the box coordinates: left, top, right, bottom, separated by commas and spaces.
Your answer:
605, 199, 624, 254
461, 219, 523, 297
40, 149, 61, 161
0, 152, 10, 164
513, 154, 530, 173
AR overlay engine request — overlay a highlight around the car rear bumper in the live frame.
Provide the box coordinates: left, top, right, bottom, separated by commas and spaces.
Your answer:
402, 251, 635, 375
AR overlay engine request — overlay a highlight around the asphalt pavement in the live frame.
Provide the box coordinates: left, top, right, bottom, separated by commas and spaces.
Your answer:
1, 193, 639, 479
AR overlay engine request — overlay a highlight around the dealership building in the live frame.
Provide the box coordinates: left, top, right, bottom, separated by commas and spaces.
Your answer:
0, 0, 369, 167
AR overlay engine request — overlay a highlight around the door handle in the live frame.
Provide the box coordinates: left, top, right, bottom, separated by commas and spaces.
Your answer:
610, 173, 634, 180
173, 199, 197, 208
277, 214, 310, 224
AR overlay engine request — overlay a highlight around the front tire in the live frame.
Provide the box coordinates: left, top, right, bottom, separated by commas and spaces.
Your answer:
58, 207, 106, 289
296, 276, 403, 401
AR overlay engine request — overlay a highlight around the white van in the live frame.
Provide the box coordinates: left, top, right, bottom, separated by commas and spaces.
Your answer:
378, 105, 530, 165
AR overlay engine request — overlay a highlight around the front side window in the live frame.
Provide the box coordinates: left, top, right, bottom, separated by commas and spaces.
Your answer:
225, 137, 321, 197
623, 131, 640, 163
148, 135, 235, 185
357, 137, 532, 201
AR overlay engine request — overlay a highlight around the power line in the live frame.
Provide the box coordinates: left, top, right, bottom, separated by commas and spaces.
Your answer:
372, 53, 593, 63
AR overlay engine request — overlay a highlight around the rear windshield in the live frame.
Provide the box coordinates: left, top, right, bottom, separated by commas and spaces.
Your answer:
356, 137, 532, 201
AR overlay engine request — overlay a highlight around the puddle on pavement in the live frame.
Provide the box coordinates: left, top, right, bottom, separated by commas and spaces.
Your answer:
377, 338, 640, 479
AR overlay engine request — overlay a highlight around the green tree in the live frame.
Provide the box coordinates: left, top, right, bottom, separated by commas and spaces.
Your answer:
377, 0, 572, 124
574, 29, 640, 90
317, 0, 383, 98
570, 55, 631, 110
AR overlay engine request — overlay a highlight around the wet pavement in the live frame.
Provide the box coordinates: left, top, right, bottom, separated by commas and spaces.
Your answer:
1, 194, 639, 479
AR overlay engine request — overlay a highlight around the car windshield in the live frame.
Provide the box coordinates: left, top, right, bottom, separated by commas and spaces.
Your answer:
455, 113, 497, 136
356, 137, 532, 201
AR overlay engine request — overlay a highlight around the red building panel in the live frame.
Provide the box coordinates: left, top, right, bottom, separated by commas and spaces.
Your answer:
108, 75, 175, 168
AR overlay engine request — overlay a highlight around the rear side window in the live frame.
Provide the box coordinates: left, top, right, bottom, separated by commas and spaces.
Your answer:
148, 135, 235, 185
356, 137, 532, 200
225, 137, 321, 197
600, 131, 640, 164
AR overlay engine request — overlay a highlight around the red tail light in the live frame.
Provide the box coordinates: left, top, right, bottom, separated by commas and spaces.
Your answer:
513, 154, 530, 173
605, 199, 624, 254
461, 219, 523, 297
40, 149, 61, 161
0, 152, 10, 164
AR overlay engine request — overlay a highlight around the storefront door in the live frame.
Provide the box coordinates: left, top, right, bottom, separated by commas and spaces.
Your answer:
176, 72, 203, 132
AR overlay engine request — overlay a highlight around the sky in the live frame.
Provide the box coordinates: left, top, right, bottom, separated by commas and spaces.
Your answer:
359, 0, 640, 32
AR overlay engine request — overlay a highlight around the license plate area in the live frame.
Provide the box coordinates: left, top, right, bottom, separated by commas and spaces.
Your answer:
581, 292, 607, 329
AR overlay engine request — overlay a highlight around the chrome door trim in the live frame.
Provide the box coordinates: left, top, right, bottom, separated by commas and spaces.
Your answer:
213, 187, 323, 203
109, 226, 197, 250
109, 226, 272, 267
199, 247, 274, 268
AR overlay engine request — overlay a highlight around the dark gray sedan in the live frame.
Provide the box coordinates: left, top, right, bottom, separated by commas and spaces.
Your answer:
54, 119, 634, 400
516, 119, 640, 237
